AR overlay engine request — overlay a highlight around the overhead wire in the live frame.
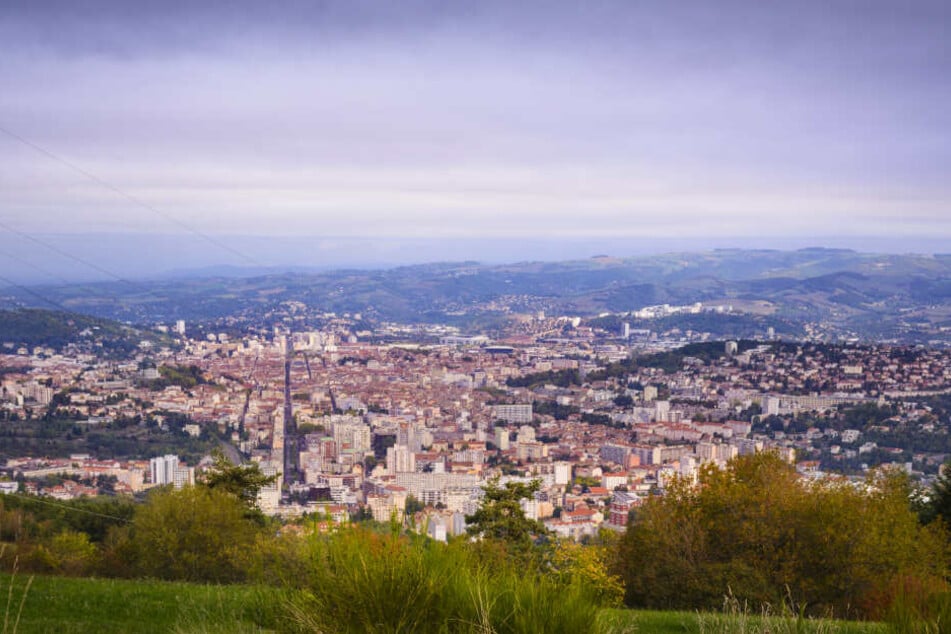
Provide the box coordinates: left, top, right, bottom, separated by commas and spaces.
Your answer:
0, 247, 73, 287
0, 123, 263, 274
0, 272, 73, 313
0, 219, 146, 291
0, 127, 247, 520
0, 242, 110, 312
1, 491, 134, 524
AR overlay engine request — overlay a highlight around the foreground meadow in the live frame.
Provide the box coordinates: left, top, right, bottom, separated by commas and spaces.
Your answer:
1, 454, 948, 632
0, 575, 891, 634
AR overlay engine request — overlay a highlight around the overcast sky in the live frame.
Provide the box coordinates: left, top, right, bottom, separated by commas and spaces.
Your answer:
0, 1, 949, 264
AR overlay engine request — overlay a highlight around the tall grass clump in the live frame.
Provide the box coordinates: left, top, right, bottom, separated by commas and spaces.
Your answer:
281, 525, 608, 634
695, 590, 844, 634
879, 576, 951, 633
473, 569, 604, 634
0, 553, 32, 634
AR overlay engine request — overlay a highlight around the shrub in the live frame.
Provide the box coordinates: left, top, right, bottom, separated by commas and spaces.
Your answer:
27, 529, 98, 576
876, 576, 951, 633
614, 453, 947, 618
128, 486, 261, 583
549, 539, 624, 608
282, 526, 605, 634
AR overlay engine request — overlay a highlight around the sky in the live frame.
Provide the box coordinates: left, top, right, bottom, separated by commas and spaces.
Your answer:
0, 0, 949, 279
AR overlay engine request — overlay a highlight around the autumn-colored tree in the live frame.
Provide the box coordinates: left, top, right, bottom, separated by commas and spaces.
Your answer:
614, 453, 947, 617
550, 537, 624, 607
129, 486, 261, 582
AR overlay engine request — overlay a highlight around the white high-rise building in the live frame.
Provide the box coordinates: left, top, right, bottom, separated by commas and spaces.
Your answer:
491, 404, 533, 424
387, 444, 416, 474
333, 421, 371, 453
256, 463, 282, 513
172, 465, 195, 489
150, 454, 178, 485
517, 425, 536, 444
150, 454, 193, 489
495, 427, 510, 451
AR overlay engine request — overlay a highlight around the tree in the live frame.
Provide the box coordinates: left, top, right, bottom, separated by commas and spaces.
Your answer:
465, 477, 547, 554
613, 453, 946, 617
198, 449, 279, 510
29, 529, 98, 576
613, 394, 634, 408
404, 495, 425, 516
350, 505, 374, 523
550, 538, 624, 608
921, 461, 951, 525
130, 486, 261, 582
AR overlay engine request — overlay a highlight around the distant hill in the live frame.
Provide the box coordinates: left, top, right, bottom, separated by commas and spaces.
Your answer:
1, 249, 949, 344
0, 308, 172, 354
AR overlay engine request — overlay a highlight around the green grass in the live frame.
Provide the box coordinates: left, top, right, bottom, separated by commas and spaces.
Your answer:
284, 528, 606, 634
0, 574, 284, 633
602, 609, 888, 633
0, 575, 892, 634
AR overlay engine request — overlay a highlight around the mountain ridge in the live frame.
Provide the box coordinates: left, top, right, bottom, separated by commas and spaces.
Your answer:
1, 249, 948, 344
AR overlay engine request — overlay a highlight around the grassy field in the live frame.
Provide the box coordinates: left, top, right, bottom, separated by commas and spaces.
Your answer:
604, 609, 888, 633
0, 574, 891, 634
0, 574, 284, 633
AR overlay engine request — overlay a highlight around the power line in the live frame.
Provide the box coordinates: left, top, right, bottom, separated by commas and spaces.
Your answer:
0, 221, 176, 309
0, 273, 73, 313
0, 245, 132, 313
0, 249, 72, 287
0, 124, 262, 267
0, 220, 143, 290
1, 492, 133, 524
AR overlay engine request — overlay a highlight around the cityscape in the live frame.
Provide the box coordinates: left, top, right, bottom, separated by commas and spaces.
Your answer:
1, 0, 949, 630
3, 307, 950, 539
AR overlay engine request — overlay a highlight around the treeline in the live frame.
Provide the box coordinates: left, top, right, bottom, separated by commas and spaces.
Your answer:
587, 340, 760, 380
581, 412, 626, 429
615, 453, 948, 619
635, 339, 761, 373
506, 369, 582, 389
5, 453, 951, 628
0, 308, 171, 356
0, 465, 621, 634
0, 309, 110, 349
0, 414, 216, 464
140, 364, 209, 390
533, 400, 579, 420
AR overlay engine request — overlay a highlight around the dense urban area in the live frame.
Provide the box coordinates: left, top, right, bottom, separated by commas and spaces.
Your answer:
3, 302, 950, 542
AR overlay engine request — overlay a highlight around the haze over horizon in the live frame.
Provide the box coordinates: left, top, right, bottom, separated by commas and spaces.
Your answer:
1, 1, 949, 283
0, 233, 948, 286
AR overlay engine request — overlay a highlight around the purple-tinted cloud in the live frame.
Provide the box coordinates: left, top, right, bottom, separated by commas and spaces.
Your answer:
0, 0, 948, 245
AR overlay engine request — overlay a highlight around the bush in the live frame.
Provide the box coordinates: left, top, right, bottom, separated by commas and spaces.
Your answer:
549, 539, 625, 609
877, 576, 951, 632
27, 529, 98, 576
128, 486, 261, 583
282, 526, 605, 634
614, 453, 947, 618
